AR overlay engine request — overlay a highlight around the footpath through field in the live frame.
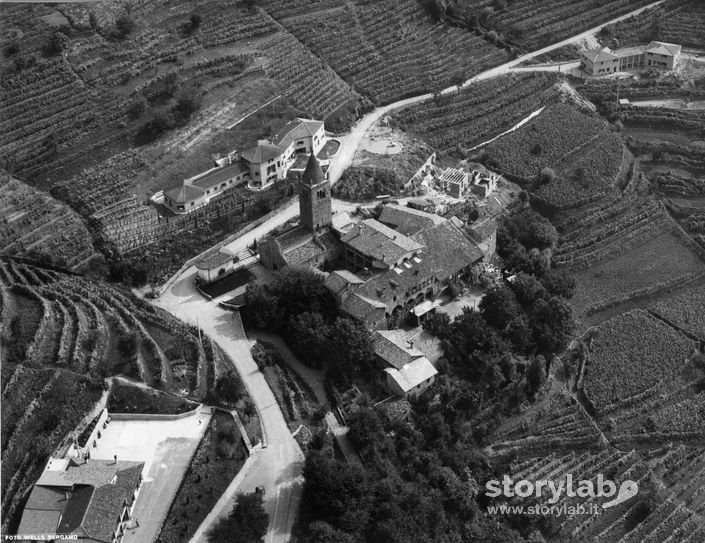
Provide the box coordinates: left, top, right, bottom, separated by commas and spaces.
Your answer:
155, 3, 665, 541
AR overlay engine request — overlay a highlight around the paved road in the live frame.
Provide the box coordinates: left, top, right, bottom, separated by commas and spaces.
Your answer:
155, 283, 303, 543
155, 3, 666, 540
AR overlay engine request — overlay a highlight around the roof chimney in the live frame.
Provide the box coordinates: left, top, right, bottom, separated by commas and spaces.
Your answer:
407, 339, 414, 348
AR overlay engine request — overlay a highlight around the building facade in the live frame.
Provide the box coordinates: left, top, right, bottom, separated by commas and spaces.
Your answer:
580, 41, 682, 76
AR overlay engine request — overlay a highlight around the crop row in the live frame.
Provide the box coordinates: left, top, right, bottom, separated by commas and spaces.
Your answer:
581, 310, 694, 414
485, 103, 606, 178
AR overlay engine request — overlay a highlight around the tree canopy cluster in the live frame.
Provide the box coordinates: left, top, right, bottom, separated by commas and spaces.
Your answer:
243, 269, 375, 384
207, 491, 267, 543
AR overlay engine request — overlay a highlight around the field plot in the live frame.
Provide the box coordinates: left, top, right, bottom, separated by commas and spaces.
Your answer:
580, 310, 695, 415
651, 283, 705, 339
492, 445, 705, 542
446, 0, 655, 51
0, 173, 100, 271
265, 0, 507, 105
393, 73, 560, 151
484, 103, 607, 180
598, 0, 705, 49
535, 132, 628, 209
0, 259, 254, 533
485, 386, 602, 459
570, 219, 705, 316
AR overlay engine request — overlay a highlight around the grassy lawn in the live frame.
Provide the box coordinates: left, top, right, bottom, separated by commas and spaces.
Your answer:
155, 411, 248, 543
107, 380, 198, 415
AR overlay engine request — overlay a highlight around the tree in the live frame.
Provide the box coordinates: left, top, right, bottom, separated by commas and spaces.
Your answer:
325, 317, 375, 383
530, 296, 574, 357
126, 96, 146, 120
114, 13, 135, 39
526, 356, 547, 397
510, 272, 547, 308
207, 491, 268, 543
172, 86, 201, 124
288, 312, 330, 369
538, 167, 556, 185
423, 312, 451, 340
347, 407, 386, 453
42, 31, 67, 57
479, 285, 521, 331
487, 30, 499, 44
540, 268, 576, 299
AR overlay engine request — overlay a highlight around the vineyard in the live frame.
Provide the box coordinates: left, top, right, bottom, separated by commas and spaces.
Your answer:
489, 445, 705, 542
534, 132, 629, 210
0, 0, 359, 187
266, 0, 507, 105
580, 310, 695, 415
650, 284, 705, 340
393, 73, 561, 151
484, 103, 608, 180
0, 258, 253, 532
0, 172, 100, 270
449, 0, 656, 51
598, 0, 705, 49
569, 214, 705, 317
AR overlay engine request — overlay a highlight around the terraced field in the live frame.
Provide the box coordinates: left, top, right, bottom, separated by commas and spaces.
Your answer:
265, 0, 507, 105
0, 258, 246, 533
0, 172, 100, 270
0, 0, 359, 187
393, 72, 561, 151
598, 0, 705, 49
491, 446, 705, 542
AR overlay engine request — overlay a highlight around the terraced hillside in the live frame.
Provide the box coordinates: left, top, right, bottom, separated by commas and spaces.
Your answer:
0, 0, 360, 187
0, 171, 101, 271
264, 0, 507, 105
485, 305, 705, 542
436, 0, 655, 50
393, 72, 561, 152
598, 0, 705, 49
0, 258, 245, 533
492, 446, 705, 542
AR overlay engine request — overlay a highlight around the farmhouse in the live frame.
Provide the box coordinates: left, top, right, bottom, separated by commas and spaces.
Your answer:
580, 41, 682, 76
17, 457, 144, 542
156, 118, 328, 214
373, 329, 438, 399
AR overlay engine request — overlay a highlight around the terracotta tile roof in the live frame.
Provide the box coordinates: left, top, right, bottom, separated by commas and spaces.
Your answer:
324, 270, 364, 296
378, 204, 444, 236
241, 141, 283, 164
582, 47, 618, 63
191, 162, 249, 190
341, 219, 424, 267
195, 250, 235, 270
284, 238, 325, 266
81, 463, 143, 542
384, 357, 437, 393
373, 329, 425, 369
352, 219, 483, 309
646, 41, 681, 56
273, 118, 324, 149
22, 460, 143, 543
340, 292, 386, 323
164, 183, 205, 204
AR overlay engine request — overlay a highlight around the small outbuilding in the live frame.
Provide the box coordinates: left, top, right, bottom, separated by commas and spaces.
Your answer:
195, 251, 238, 285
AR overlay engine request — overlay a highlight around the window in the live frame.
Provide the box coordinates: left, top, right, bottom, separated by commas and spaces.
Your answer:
190, 202, 194, 206
178, 205, 184, 210
221, 183, 226, 188
206, 190, 210, 194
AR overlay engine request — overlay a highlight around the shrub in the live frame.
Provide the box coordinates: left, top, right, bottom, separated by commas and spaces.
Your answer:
114, 14, 135, 39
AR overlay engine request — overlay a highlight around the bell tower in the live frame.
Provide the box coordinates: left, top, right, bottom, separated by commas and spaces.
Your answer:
299, 153, 332, 231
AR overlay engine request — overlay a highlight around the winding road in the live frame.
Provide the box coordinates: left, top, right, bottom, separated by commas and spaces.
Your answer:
154, 3, 664, 541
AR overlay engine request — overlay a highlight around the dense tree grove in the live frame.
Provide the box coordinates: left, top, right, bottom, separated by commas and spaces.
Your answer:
243, 269, 375, 384
207, 491, 268, 543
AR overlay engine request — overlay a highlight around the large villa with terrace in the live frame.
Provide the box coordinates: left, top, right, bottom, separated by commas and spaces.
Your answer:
155, 118, 332, 215
580, 41, 682, 76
